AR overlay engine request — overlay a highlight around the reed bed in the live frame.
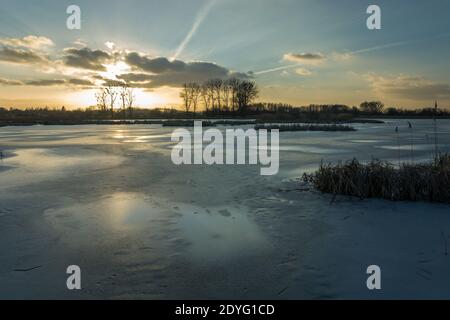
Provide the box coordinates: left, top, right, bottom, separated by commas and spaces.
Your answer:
303, 154, 450, 203
162, 120, 215, 127
255, 124, 356, 132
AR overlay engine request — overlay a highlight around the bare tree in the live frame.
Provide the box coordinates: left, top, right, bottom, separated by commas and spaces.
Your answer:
105, 83, 119, 118
126, 86, 135, 118
119, 83, 135, 119
222, 80, 231, 111
210, 79, 223, 112
181, 83, 203, 116
180, 83, 192, 114
225, 78, 240, 112
190, 83, 202, 116
201, 83, 211, 112
95, 88, 108, 112
204, 79, 216, 111
120, 85, 128, 119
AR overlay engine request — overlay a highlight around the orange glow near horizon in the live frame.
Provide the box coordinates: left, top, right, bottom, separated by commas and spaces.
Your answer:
65, 87, 180, 110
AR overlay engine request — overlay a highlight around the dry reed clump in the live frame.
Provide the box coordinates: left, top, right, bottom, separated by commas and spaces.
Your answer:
303, 154, 450, 203
255, 124, 356, 132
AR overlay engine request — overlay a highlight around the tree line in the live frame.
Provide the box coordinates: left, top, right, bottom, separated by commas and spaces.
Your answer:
1, 98, 449, 124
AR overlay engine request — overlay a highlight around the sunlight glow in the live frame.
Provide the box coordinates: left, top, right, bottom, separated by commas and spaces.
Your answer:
100, 62, 131, 81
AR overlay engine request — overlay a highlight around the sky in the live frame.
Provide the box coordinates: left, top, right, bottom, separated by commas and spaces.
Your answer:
0, 0, 450, 109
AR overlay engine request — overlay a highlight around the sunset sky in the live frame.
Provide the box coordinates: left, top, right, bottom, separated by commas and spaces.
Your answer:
1, 0, 450, 109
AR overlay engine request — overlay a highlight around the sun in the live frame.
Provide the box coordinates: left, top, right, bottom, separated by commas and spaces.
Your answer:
65, 60, 181, 109
100, 62, 131, 80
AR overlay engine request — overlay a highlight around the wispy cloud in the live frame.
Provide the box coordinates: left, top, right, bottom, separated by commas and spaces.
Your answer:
255, 52, 326, 75
350, 40, 415, 55
256, 31, 450, 77
253, 64, 300, 75
0, 35, 53, 50
172, 0, 217, 60
0, 77, 23, 86
351, 32, 450, 55
295, 68, 313, 76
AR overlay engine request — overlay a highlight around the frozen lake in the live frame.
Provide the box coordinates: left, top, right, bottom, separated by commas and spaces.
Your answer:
1, 119, 450, 299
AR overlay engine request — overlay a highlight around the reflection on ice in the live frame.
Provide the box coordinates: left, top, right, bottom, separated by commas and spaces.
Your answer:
175, 203, 268, 261
0, 148, 124, 190
45, 193, 160, 234
377, 144, 445, 151
255, 145, 351, 154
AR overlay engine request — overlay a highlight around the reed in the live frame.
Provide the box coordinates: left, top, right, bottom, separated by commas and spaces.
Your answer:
303, 154, 450, 203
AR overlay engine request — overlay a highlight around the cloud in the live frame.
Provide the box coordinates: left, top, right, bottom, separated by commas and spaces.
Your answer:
122, 52, 249, 88
63, 47, 112, 71
283, 52, 326, 65
0, 78, 23, 86
295, 68, 312, 76
0, 47, 49, 65
125, 53, 186, 73
24, 78, 95, 87
331, 52, 352, 61
256, 52, 329, 75
105, 42, 116, 50
0, 36, 54, 50
73, 39, 88, 47
67, 78, 96, 86
116, 73, 153, 82
366, 73, 450, 101
0, 38, 250, 91
25, 79, 66, 86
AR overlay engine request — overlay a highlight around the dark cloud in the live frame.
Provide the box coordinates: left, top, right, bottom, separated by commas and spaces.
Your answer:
25, 78, 95, 87
125, 53, 185, 73
0, 46, 48, 65
63, 47, 112, 71
25, 79, 66, 86
67, 78, 95, 86
101, 78, 126, 87
122, 52, 250, 88
117, 73, 153, 83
